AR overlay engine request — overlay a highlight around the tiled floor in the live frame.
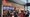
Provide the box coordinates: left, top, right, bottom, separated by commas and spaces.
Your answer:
29, 15, 30, 17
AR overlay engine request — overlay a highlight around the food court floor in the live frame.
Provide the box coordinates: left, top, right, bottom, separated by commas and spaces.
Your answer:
29, 14, 30, 17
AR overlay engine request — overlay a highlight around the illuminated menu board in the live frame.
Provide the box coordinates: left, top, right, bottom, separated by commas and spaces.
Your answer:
3, 6, 14, 10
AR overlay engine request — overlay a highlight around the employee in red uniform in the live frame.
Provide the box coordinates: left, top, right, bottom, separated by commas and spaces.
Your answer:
18, 10, 25, 17
20, 10, 25, 17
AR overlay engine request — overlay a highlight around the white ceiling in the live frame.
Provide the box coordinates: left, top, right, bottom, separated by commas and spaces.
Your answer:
13, 0, 30, 5
13, 0, 26, 5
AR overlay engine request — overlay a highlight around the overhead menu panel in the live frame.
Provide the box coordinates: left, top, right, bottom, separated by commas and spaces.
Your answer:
3, 6, 14, 10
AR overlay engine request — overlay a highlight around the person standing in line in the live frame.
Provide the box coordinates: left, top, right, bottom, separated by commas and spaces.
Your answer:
12, 12, 14, 17
18, 10, 25, 17
9, 11, 12, 17
21, 10, 25, 17
6, 11, 10, 17
3, 10, 8, 17
25, 10, 29, 17
13, 11, 18, 17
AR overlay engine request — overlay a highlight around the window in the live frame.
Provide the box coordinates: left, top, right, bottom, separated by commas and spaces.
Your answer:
28, 0, 30, 3
28, 6, 30, 11
28, 6, 30, 14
